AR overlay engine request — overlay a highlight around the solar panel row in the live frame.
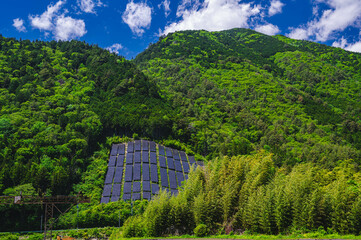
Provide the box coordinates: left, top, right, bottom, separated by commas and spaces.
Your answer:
150, 152, 157, 164
117, 155, 124, 167
150, 141, 156, 152
158, 145, 165, 156
105, 167, 115, 184
133, 164, 141, 181
113, 167, 123, 183
108, 156, 116, 167
127, 142, 134, 153
150, 164, 158, 183
142, 140, 149, 151
134, 152, 141, 163
104, 141, 198, 202
135, 140, 141, 151
118, 144, 125, 155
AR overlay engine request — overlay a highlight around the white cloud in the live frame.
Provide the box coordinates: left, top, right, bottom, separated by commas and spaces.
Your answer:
29, 0, 65, 31
106, 43, 123, 54
122, 1, 152, 36
158, 0, 171, 17
269, 0, 284, 16
28, 0, 87, 40
77, 0, 103, 14
287, 27, 309, 40
13, 18, 26, 32
255, 23, 280, 35
288, 0, 361, 42
162, 0, 261, 35
54, 15, 87, 40
332, 37, 361, 53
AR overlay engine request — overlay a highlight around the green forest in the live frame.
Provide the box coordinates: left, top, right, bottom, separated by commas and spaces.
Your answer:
1, 28, 361, 237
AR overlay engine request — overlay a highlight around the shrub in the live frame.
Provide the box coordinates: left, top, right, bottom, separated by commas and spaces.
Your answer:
122, 216, 146, 238
194, 224, 209, 237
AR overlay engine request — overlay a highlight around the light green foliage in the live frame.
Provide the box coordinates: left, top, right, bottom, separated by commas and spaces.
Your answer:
122, 151, 361, 236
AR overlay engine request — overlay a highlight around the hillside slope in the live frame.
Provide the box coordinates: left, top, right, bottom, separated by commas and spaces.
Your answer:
0, 36, 173, 196
135, 28, 361, 167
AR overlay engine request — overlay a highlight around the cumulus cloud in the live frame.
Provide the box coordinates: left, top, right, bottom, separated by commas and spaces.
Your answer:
269, 0, 284, 16
29, 0, 64, 31
54, 15, 87, 40
13, 18, 26, 32
77, 0, 104, 14
158, 0, 171, 17
162, 0, 261, 35
255, 23, 280, 35
106, 43, 123, 54
332, 37, 361, 53
28, 0, 87, 40
288, 0, 361, 42
122, 1, 152, 36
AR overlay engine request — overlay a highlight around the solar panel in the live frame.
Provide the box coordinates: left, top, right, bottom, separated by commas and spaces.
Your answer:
112, 184, 121, 196
142, 151, 149, 163
123, 193, 131, 201
134, 152, 141, 163
134, 140, 141, 152
110, 195, 120, 202
173, 150, 180, 160
143, 192, 151, 200
116, 155, 124, 167
184, 174, 188, 180
118, 144, 125, 155
158, 145, 165, 156
150, 152, 157, 164
126, 153, 133, 164
110, 145, 118, 156
102, 184, 112, 197
142, 140, 149, 151
165, 147, 173, 157
132, 193, 141, 200
143, 181, 151, 192
100, 196, 110, 203
188, 155, 196, 165
168, 170, 177, 189
152, 183, 159, 194
108, 156, 116, 167
133, 164, 141, 181
160, 168, 169, 188
104, 167, 115, 184
171, 189, 178, 196
159, 155, 167, 168
167, 157, 175, 170
125, 165, 133, 182
176, 172, 184, 185
142, 163, 150, 181
133, 182, 141, 192
150, 164, 158, 183
123, 182, 132, 194
180, 151, 187, 161
127, 142, 134, 153
174, 160, 183, 172
149, 141, 156, 152
113, 167, 123, 183
182, 161, 190, 173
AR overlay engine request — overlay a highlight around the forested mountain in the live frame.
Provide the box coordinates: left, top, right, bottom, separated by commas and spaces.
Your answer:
0, 35, 173, 196
1, 28, 361, 234
135, 28, 361, 168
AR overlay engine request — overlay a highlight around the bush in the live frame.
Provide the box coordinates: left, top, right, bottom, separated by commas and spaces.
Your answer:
122, 216, 146, 238
194, 224, 209, 237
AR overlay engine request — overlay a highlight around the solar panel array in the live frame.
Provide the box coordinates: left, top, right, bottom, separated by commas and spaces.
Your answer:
100, 141, 197, 203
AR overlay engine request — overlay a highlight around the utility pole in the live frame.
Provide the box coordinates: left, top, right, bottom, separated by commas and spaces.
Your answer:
0, 194, 90, 240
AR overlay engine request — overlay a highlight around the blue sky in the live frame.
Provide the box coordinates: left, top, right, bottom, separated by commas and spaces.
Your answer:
1, 0, 361, 59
